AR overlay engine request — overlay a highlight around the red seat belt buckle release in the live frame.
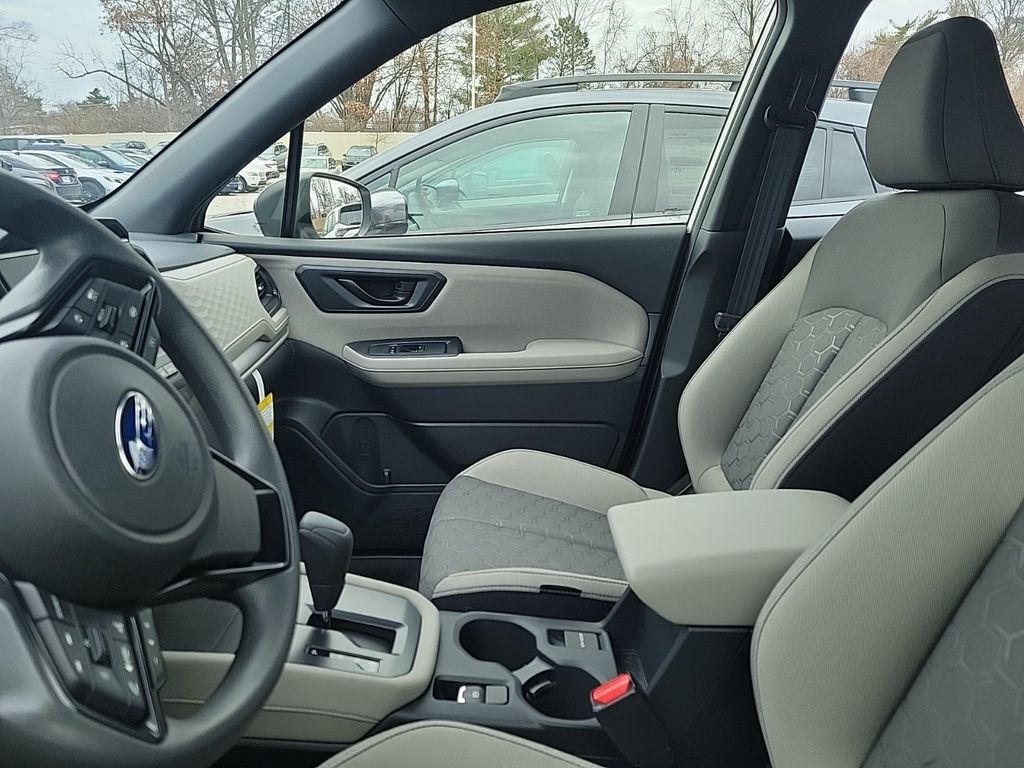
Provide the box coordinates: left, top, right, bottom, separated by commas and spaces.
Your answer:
590, 673, 673, 768
591, 673, 633, 707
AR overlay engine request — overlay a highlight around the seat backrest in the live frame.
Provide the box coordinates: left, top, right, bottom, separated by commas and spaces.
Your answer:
752, 294, 1024, 768
678, 17, 1024, 499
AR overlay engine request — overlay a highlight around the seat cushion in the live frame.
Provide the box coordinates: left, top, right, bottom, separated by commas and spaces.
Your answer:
419, 450, 666, 615
319, 721, 599, 768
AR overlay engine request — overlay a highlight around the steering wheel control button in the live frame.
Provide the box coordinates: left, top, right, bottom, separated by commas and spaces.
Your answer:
36, 620, 94, 702
84, 626, 111, 666
87, 665, 130, 720
137, 610, 166, 687
73, 280, 106, 315
115, 391, 159, 480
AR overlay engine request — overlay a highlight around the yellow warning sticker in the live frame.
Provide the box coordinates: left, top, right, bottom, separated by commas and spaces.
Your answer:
257, 392, 275, 437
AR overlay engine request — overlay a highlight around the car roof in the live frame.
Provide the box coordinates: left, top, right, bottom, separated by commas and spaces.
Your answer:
348, 88, 872, 180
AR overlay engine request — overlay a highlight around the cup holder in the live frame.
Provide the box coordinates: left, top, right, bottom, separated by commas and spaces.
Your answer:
523, 666, 600, 720
459, 619, 537, 671
458, 618, 606, 721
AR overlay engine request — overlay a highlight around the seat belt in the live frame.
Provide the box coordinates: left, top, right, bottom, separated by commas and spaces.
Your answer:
714, 61, 821, 338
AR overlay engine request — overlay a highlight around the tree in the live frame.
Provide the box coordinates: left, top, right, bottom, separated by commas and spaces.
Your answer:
549, 16, 597, 76
595, 0, 634, 72
835, 14, 939, 84
626, 0, 724, 76
715, 0, 773, 64
460, 3, 554, 106
81, 88, 112, 107
0, 17, 44, 133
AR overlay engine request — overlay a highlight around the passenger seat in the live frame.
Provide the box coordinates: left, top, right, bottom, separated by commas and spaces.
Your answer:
419, 17, 1024, 617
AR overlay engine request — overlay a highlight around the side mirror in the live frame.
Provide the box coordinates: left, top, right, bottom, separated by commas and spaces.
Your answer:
0, 159, 12, 172
253, 172, 408, 238
97, 159, 112, 168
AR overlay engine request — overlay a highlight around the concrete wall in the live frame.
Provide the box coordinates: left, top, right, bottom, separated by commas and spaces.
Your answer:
60, 131, 419, 157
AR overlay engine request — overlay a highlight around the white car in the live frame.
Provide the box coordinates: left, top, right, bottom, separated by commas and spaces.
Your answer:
237, 159, 268, 192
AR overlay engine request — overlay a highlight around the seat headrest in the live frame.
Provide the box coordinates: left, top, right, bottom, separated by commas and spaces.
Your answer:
866, 17, 1024, 191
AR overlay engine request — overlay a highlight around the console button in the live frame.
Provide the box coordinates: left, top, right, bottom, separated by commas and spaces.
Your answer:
36, 620, 94, 702
96, 304, 119, 332
456, 684, 485, 704
485, 685, 509, 705
59, 309, 92, 334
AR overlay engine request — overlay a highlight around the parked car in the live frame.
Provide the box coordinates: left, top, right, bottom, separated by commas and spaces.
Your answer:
219, 176, 245, 194
256, 151, 281, 180
0, 136, 65, 151
106, 140, 149, 152
0, 157, 57, 195
22, 150, 128, 203
237, 158, 269, 191
342, 74, 880, 254
341, 144, 377, 169
261, 143, 288, 172
0, 151, 83, 203
26, 143, 142, 174
115, 149, 155, 166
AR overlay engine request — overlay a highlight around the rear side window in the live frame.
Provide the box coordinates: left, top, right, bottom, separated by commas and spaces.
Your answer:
654, 112, 726, 214
828, 130, 874, 199
793, 128, 827, 202
391, 111, 631, 233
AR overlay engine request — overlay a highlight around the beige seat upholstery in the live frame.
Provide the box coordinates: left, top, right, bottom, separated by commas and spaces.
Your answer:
418, 15, 1024, 614
322, 37, 1024, 767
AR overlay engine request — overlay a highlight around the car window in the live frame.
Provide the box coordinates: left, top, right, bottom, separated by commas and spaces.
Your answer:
392, 111, 630, 233
654, 113, 727, 214
793, 127, 827, 202
827, 130, 874, 199
207, 0, 774, 237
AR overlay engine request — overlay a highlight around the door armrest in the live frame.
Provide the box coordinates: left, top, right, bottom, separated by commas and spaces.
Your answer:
607, 490, 849, 627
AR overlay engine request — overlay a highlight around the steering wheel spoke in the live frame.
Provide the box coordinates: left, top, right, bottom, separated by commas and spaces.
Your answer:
152, 450, 294, 606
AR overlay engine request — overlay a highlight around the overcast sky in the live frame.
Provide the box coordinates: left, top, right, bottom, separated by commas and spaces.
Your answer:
1, 0, 943, 107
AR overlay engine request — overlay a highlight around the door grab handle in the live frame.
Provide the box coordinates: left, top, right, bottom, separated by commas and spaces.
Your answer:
336, 278, 416, 306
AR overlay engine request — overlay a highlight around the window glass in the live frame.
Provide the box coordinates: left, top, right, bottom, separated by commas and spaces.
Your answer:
393, 112, 629, 233
654, 113, 726, 214
198, 0, 776, 236
793, 127, 826, 202
828, 131, 874, 199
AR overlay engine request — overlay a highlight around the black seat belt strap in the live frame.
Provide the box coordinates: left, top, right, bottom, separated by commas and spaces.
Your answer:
715, 61, 820, 338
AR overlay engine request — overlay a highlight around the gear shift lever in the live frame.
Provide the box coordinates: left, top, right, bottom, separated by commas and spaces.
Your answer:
298, 512, 354, 627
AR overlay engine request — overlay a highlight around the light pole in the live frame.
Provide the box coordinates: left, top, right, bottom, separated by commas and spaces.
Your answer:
470, 15, 477, 110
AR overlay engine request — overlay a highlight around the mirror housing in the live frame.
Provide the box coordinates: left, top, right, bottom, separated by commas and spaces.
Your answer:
254, 172, 408, 238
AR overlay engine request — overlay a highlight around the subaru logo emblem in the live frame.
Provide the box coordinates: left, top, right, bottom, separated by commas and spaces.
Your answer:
115, 391, 159, 480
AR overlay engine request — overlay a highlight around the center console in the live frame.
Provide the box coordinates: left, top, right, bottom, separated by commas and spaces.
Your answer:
162, 490, 848, 767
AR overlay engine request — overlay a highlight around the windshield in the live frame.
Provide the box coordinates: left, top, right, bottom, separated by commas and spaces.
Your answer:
0, 1, 342, 205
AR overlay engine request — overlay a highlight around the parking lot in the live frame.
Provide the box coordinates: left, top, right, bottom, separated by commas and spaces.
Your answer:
206, 191, 261, 219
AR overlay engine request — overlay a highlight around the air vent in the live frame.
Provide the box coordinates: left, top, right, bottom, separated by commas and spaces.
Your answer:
254, 265, 282, 315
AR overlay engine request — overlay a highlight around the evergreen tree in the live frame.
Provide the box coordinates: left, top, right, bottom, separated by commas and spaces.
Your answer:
81, 87, 112, 107
549, 16, 597, 76
459, 3, 554, 106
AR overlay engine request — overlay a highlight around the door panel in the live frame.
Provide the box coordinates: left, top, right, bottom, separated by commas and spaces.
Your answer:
258, 253, 648, 367
202, 225, 686, 572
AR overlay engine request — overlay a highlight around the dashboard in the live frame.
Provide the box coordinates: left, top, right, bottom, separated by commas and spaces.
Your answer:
0, 234, 290, 385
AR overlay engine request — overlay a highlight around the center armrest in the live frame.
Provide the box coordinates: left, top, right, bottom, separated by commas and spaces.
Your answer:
607, 490, 849, 627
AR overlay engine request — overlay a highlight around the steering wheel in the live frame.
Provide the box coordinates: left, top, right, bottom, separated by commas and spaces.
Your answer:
0, 173, 299, 767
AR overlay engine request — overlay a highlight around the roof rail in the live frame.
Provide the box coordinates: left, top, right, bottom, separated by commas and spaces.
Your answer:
495, 73, 881, 104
